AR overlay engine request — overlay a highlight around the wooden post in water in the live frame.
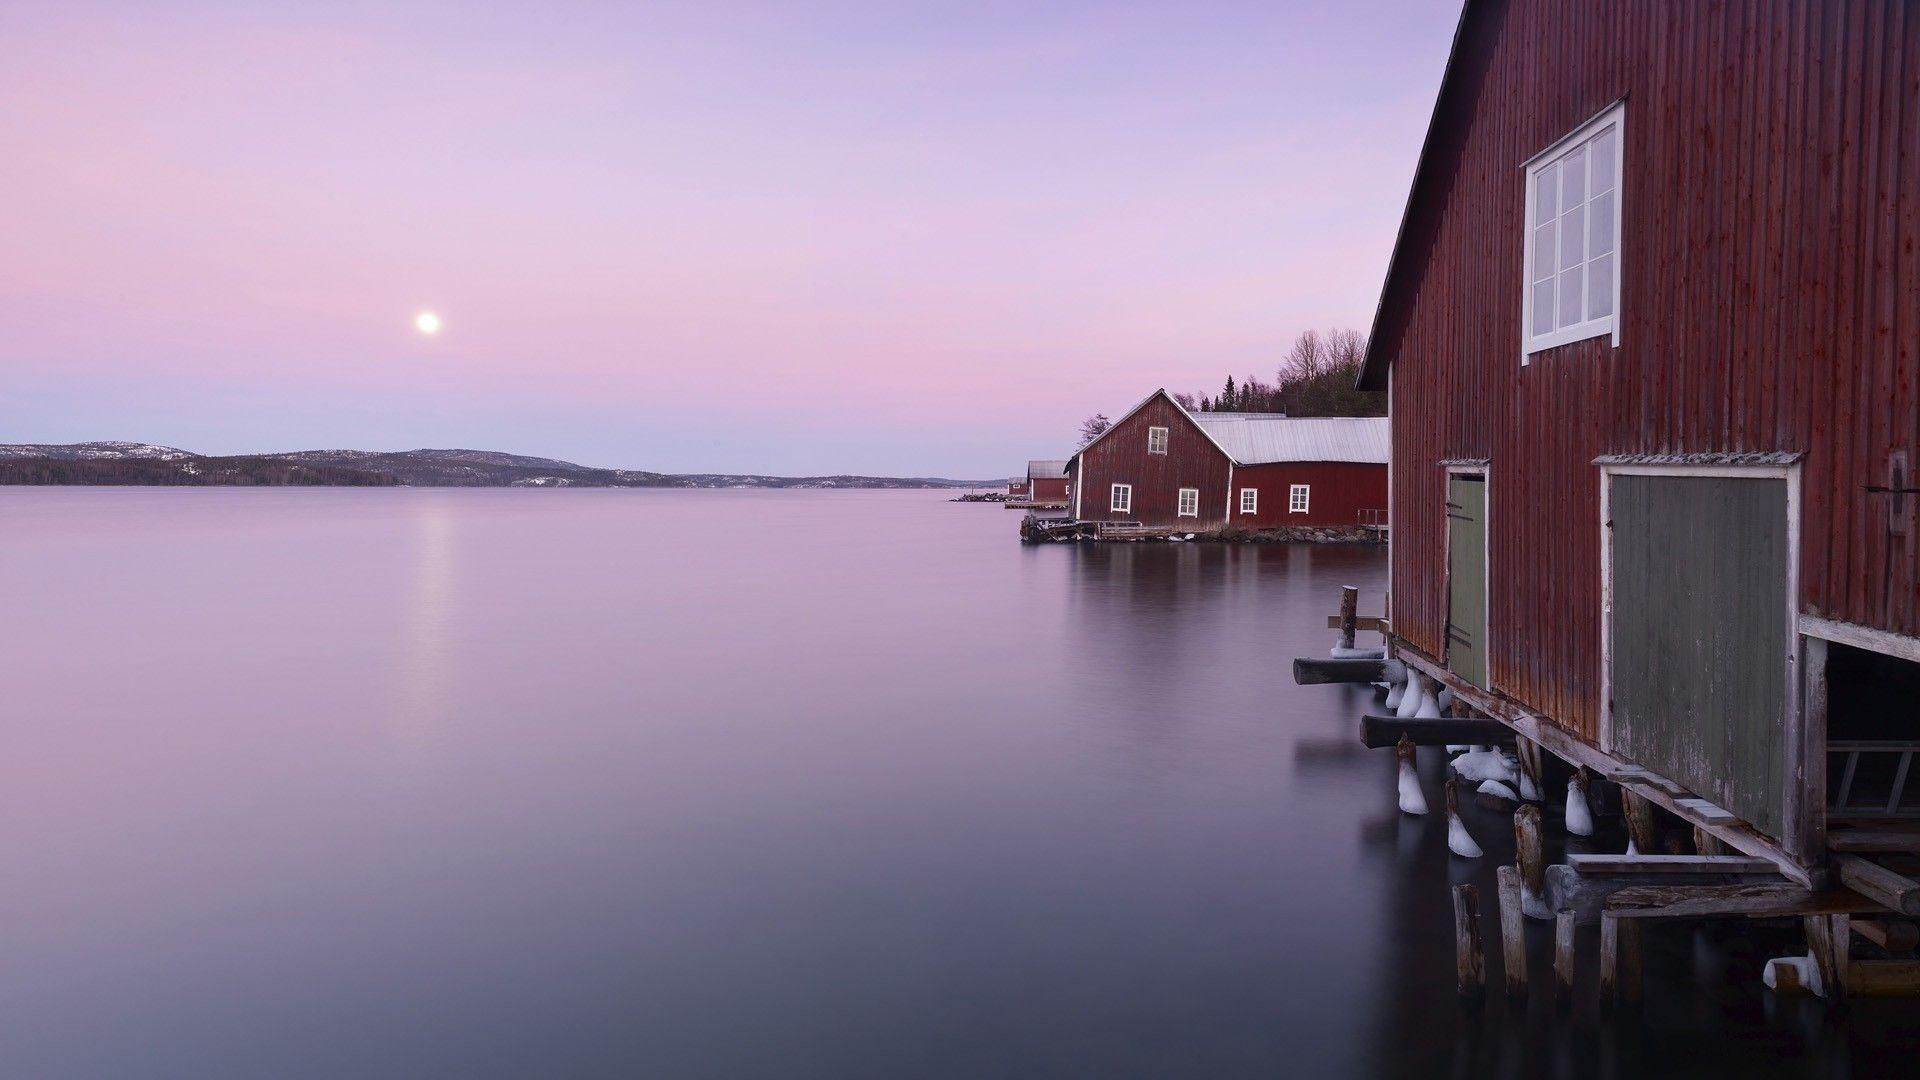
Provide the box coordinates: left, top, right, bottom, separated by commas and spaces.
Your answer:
1622, 789, 1659, 855
1515, 804, 1548, 919
1515, 735, 1544, 802
1600, 914, 1642, 1004
1338, 585, 1359, 651
1453, 884, 1486, 997
1806, 914, 1850, 1004
1554, 912, 1577, 1000
1496, 864, 1527, 996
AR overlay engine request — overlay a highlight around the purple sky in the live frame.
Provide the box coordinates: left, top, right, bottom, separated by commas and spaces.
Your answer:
3, 1, 1455, 477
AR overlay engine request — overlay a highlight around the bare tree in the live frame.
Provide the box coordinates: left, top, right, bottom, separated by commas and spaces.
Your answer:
1279, 329, 1330, 384
1078, 413, 1112, 447
1174, 328, 1383, 418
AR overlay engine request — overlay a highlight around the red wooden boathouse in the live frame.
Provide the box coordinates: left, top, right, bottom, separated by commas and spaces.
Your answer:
1026, 459, 1070, 505
1361, 0, 1920, 881
1068, 389, 1386, 532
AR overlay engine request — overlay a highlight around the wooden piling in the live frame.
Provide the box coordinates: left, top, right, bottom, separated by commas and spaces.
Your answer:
1515, 735, 1544, 802
1453, 883, 1486, 997
1339, 585, 1358, 651
1600, 914, 1641, 1004
1515, 804, 1547, 919
1554, 911, 1577, 999
1622, 788, 1659, 855
1806, 914, 1850, 1003
1496, 864, 1527, 995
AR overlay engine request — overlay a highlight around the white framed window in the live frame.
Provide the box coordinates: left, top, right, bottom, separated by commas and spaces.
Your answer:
1240, 487, 1258, 514
1523, 101, 1623, 358
1147, 426, 1169, 455
1177, 488, 1199, 517
1289, 484, 1310, 514
1110, 483, 1132, 513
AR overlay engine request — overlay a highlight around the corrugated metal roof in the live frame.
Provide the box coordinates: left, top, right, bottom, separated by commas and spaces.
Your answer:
1190, 415, 1389, 465
1027, 459, 1069, 477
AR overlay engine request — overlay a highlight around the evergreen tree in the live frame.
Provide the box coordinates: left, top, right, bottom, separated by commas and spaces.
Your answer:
1221, 375, 1237, 412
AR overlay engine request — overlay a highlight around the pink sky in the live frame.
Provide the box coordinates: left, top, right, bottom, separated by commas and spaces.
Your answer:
2, 1, 1456, 476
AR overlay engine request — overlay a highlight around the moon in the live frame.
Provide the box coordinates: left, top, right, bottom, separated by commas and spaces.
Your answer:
414, 311, 442, 335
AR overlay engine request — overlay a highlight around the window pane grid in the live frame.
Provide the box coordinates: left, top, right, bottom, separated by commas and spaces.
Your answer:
1526, 114, 1620, 350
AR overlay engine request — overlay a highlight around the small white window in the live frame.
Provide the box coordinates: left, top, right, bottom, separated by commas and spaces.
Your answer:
1240, 488, 1258, 514
1289, 484, 1310, 514
1177, 488, 1199, 517
1111, 483, 1132, 513
1523, 102, 1623, 357
1147, 426, 1169, 455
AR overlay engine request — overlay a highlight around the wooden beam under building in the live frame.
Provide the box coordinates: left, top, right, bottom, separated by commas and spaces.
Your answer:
1292, 657, 1392, 685
1389, 643, 1823, 888
1360, 714, 1508, 748
1836, 854, 1920, 917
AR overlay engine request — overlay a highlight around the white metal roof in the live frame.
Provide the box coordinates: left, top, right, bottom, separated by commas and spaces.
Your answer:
1027, 459, 1070, 478
1189, 414, 1389, 465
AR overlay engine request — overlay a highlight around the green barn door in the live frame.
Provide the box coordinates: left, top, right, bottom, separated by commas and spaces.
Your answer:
1446, 474, 1488, 688
1610, 473, 1788, 839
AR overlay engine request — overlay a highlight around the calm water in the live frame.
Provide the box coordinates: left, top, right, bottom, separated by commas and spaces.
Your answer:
1, 489, 1913, 1078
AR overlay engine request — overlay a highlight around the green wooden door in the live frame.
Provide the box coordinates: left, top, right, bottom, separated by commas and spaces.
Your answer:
1447, 475, 1488, 688
1610, 474, 1788, 839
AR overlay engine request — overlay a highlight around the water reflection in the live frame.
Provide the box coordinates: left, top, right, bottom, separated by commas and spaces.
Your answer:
394, 498, 455, 742
0, 490, 1910, 1077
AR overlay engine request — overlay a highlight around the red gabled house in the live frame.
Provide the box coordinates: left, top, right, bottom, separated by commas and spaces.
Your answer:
1067, 389, 1387, 532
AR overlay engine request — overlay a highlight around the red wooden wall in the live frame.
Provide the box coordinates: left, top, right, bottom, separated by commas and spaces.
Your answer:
1230, 462, 1387, 529
1376, 0, 1920, 741
1074, 394, 1231, 527
1030, 476, 1069, 502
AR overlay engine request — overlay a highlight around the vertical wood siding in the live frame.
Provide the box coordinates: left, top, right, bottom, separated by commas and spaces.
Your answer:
1030, 477, 1070, 502
1075, 395, 1232, 528
1229, 462, 1387, 528
1611, 475, 1789, 835
1380, 0, 1920, 741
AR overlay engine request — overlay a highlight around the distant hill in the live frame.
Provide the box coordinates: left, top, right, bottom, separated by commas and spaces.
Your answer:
0, 453, 398, 487
0, 443, 990, 489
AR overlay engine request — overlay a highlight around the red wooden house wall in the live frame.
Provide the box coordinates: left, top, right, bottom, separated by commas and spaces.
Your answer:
1229, 462, 1387, 529
1030, 476, 1070, 502
1073, 393, 1231, 528
1365, 0, 1920, 742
